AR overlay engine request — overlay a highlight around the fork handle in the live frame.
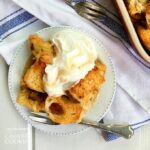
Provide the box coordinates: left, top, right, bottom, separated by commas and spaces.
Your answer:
81, 121, 134, 139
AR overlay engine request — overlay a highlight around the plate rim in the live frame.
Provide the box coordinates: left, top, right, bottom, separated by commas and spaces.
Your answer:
8, 26, 116, 135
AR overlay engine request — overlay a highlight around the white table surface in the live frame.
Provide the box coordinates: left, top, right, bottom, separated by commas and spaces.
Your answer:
0, 56, 150, 150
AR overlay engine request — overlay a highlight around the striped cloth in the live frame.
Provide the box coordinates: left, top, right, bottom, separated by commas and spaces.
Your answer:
0, 8, 37, 40
0, 0, 150, 141
1, 0, 150, 68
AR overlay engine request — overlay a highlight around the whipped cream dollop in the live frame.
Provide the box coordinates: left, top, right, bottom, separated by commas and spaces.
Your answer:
43, 29, 97, 96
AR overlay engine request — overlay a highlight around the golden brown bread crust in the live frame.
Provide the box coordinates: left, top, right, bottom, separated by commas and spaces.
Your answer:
29, 35, 54, 64
146, 3, 150, 28
23, 34, 55, 92
45, 60, 106, 124
125, 1, 150, 52
66, 60, 106, 111
17, 35, 54, 113
45, 96, 84, 124
24, 60, 46, 92
137, 25, 150, 51
126, 0, 147, 20
17, 87, 47, 112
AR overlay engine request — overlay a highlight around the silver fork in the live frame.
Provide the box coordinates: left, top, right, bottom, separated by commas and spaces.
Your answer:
29, 112, 134, 139
64, 0, 106, 20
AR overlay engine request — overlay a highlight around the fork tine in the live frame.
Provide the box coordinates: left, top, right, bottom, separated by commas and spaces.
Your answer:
80, 13, 105, 20
82, 8, 105, 17
79, 12, 98, 20
77, 8, 106, 20
29, 116, 52, 124
78, 2, 104, 12
31, 112, 48, 118
74, 4, 106, 17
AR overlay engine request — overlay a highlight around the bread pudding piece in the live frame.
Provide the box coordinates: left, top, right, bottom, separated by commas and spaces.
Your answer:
45, 60, 106, 124
146, 3, 150, 28
17, 87, 47, 112
45, 96, 84, 124
23, 35, 56, 92
66, 60, 106, 111
23, 60, 46, 92
126, 0, 148, 20
137, 25, 150, 51
29, 35, 54, 64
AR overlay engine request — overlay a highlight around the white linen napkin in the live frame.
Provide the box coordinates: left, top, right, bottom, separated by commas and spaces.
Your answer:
0, 0, 150, 141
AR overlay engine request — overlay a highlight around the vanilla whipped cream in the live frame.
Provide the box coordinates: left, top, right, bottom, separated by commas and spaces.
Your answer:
43, 29, 97, 96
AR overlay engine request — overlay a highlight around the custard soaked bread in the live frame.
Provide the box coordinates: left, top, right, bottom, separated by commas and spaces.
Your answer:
125, 0, 150, 52
66, 60, 106, 111
17, 87, 47, 112
137, 25, 150, 52
45, 95, 84, 124
17, 33, 106, 124
23, 35, 55, 92
45, 60, 106, 124
126, 0, 148, 21
29, 35, 54, 64
24, 60, 46, 93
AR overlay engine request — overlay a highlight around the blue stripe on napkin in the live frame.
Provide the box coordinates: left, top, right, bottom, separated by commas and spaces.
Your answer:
3, 18, 38, 39
0, 11, 34, 37
102, 132, 119, 141
132, 118, 150, 126
0, 8, 23, 23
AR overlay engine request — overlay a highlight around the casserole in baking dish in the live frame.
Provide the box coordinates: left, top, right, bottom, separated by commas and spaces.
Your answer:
115, 0, 150, 63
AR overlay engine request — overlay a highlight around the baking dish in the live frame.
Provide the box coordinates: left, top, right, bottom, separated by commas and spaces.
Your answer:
115, 0, 150, 64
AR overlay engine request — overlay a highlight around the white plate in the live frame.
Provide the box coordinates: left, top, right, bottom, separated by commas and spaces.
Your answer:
8, 26, 116, 135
